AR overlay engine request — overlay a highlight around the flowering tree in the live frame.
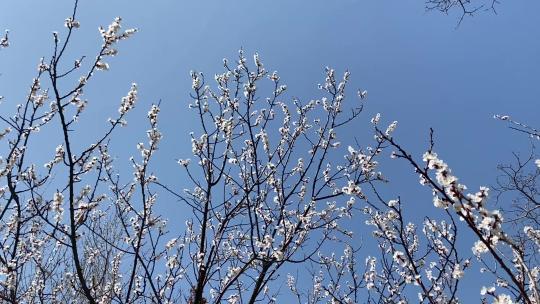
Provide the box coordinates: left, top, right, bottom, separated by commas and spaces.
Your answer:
0, 2, 537, 304
0, 2, 381, 303
372, 119, 540, 303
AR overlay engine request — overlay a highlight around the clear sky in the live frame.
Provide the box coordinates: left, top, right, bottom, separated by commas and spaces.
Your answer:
1, 0, 539, 301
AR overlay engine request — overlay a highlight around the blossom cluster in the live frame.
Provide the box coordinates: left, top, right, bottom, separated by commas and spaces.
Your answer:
0, 30, 9, 48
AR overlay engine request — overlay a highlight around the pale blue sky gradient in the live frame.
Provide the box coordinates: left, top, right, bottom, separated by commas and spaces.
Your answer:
1, 0, 539, 301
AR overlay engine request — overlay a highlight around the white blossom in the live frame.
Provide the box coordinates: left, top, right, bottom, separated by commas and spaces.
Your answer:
0, 30, 8, 48
118, 83, 137, 114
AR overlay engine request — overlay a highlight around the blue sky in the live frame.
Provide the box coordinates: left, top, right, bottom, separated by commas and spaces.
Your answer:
1, 0, 539, 301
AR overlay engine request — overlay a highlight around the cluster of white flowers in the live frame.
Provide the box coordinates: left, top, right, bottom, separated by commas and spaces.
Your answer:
191, 133, 207, 155
255, 234, 274, 251
524, 226, 540, 249
52, 191, 64, 223
28, 78, 49, 108
480, 286, 515, 303
371, 113, 381, 125
215, 116, 234, 138
347, 145, 380, 175
118, 83, 137, 115
493, 294, 514, 304
493, 114, 510, 121
422, 151, 460, 188
96, 17, 137, 71
472, 240, 489, 256
422, 152, 507, 255
392, 251, 408, 268
0, 127, 11, 141
364, 256, 377, 289
341, 180, 361, 195
0, 30, 8, 48
227, 293, 240, 304
70, 92, 88, 121
432, 196, 449, 209
147, 104, 159, 124
38, 57, 50, 72
177, 158, 190, 166
95, 61, 109, 71
191, 71, 202, 90
358, 89, 368, 99
44, 145, 65, 169
64, 17, 80, 29
0, 147, 22, 178
451, 263, 464, 279
256, 130, 270, 154
99, 17, 136, 44
481, 285, 496, 296
385, 121, 398, 137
